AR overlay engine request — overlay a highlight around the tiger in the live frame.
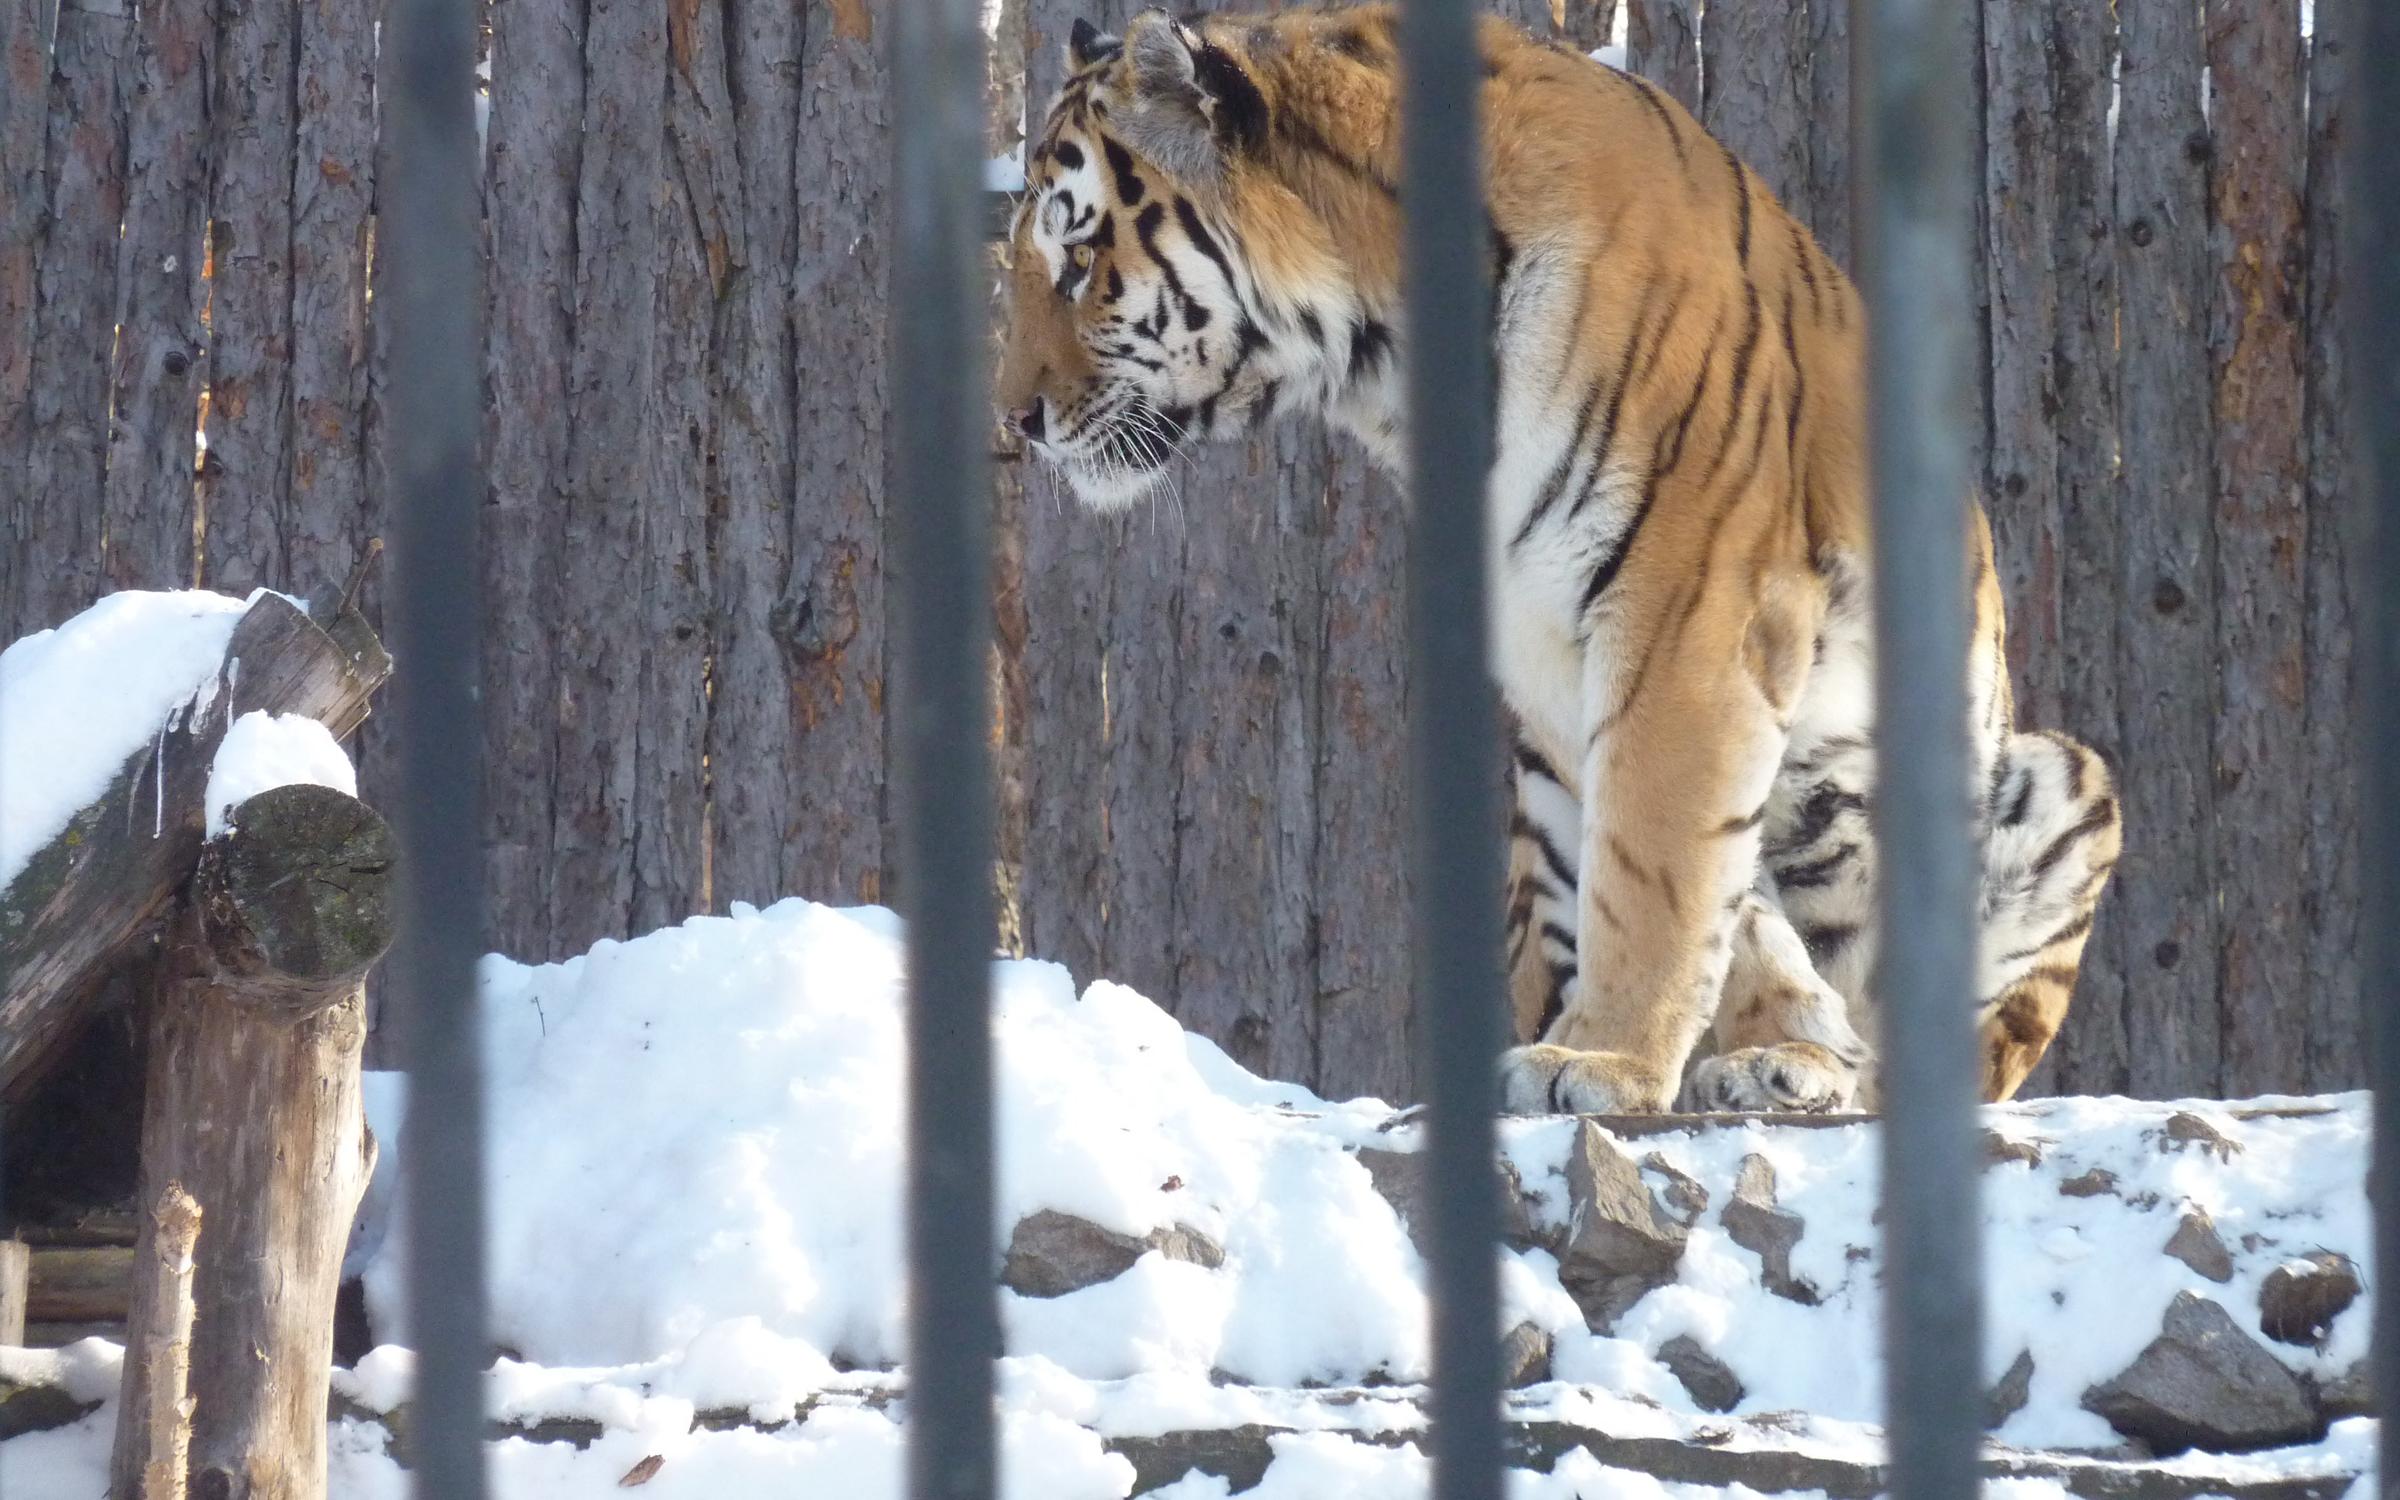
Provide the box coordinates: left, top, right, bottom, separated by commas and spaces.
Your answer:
995, 3, 2122, 1112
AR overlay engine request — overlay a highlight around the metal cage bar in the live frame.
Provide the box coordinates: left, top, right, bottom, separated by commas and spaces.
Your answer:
1851, 2, 1984, 1499
2350, 1, 2400, 1494
1398, 0, 1507, 1496
893, 0, 1001, 1491
382, 0, 491, 1488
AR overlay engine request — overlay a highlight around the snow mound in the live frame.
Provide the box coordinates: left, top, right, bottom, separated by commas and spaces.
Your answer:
204, 710, 358, 836
365, 898, 1421, 1393
0, 589, 257, 891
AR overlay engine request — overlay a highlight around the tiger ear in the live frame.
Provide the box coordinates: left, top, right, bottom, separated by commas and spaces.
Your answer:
1068, 17, 1121, 68
1119, 10, 1266, 184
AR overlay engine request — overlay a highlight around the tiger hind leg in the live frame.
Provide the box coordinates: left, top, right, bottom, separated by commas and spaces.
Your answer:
1974, 730, 2122, 1099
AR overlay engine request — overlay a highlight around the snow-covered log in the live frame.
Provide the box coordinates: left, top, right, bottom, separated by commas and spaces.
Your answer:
107, 782, 391, 1499
0, 591, 390, 1107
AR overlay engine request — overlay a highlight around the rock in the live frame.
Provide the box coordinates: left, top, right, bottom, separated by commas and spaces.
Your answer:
2258, 1252, 2362, 1348
1002, 1209, 1223, 1299
1981, 1130, 2044, 1168
2059, 1167, 2119, 1199
2164, 1209, 2234, 1284
1986, 1349, 2034, 1430
1557, 1123, 1688, 1332
1502, 1320, 1553, 1388
1657, 1335, 1745, 1414
1640, 1153, 1710, 1226
2159, 1113, 2242, 1161
1356, 1147, 1547, 1256
2315, 1362, 2373, 1421
1720, 1154, 1817, 1305
2081, 1291, 2320, 1454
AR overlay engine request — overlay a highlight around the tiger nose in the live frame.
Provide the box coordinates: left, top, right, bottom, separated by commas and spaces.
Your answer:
1006, 400, 1047, 442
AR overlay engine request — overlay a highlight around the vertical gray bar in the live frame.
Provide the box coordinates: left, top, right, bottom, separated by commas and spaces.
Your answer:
2347, 1, 2400, 1494
1851, 2, 1982, 1499
381, 0, 489, 1490
891, 0, 997, 1493
1398, 0, 1505, 1497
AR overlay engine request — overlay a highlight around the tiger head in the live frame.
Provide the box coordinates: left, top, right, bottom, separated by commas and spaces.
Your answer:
998, 9, 1402, 509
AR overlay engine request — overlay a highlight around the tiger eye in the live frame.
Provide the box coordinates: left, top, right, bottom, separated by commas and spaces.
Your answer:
1071, 244, 1094, 270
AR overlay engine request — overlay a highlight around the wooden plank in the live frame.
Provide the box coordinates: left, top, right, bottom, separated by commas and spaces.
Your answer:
0, 0, 57, 636
1013, 0, 1133, 995
1623, 0, 1698, 114
19, 0, 130, 636
283, 0, 378, 598
1556, 0, 1619, 55
782, 0, 894, 907
547, 0, 665, 953
1310, 454, 1415, 1103
1700, 0, 1810, 232
631, 0, 733, 934
101, 0, 211, 598
479, 0, 585, 959
1170, 427, 1325, 1086
2110, 0, 2220, 1096
196, 0, 297, 594
1800, 0, 1849, 270
2299, 0, 2360, 1092
703, 0, 804, 915
2027, 1, 2126, 1097
2207, 0, 2311, 1098
1977, 3, 2067, 744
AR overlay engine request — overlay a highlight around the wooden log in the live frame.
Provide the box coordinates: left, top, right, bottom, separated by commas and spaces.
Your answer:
0, 1240, 25, 1344
25, 1243, 132, 1323
134, 1184, 199, 1500
109, 782, 392, 1499
0, 591, 390, 1107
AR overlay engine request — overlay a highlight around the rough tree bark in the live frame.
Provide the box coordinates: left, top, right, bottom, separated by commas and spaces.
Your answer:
101, 0, 212, 597
0, 593, 390, 1106
2108, 1, 2221, 1097
784, 0, 893, 909
18, 0, 129, 640
109, 783, 390, 1498
0, 0, 56, 636
1623, 0, 1699, 114
2207, 0, 2311, 1097
2300, 0, 2361, 1092
2025, 2, 2125, 1097
547, 0, 666, 954
196, 0, 298, 594
705, 0, 807, 917
479, 0, 585, 959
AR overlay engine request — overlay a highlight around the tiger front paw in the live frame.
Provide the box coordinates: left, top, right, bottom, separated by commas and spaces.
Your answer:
1499, 1044, 1674, 1115
1680, 1042, 1859, 1114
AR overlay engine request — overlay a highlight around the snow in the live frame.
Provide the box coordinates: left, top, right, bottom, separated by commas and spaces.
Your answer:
203, 710, 357, 835
0, 589, 256, 892
3, 894, 2360, 1498
988, 148, 1028, 194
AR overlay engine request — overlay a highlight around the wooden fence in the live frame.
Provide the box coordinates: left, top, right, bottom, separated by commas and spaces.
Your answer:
0, 0, 2355, 1104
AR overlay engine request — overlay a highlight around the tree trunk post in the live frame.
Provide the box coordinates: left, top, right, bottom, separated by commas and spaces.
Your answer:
108, 783, 394, 1500
0, 1239, 26, 1344
133, 1184, 199, 1500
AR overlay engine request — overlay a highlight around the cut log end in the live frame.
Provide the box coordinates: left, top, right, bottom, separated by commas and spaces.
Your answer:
193, 784, 395, 1014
